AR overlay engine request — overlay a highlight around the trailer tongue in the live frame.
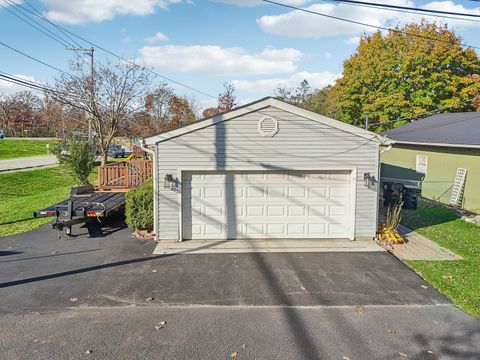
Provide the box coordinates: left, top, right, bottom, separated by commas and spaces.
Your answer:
34, 184, 125, 237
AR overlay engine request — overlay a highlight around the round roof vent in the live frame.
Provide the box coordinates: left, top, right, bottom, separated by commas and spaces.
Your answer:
257, 116, 279, 137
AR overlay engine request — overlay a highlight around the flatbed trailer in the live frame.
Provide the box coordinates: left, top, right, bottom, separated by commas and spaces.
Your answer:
34, 184, 125, 237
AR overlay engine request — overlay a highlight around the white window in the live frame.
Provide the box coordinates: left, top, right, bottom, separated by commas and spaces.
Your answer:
416, 155, 428, 174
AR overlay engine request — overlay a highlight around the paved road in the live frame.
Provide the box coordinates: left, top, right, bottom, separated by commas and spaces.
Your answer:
0, 219, 478, 359
0, 155, 58, 172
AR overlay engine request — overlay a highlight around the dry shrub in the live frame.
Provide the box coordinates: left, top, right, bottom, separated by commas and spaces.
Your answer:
379, 203, 405, 244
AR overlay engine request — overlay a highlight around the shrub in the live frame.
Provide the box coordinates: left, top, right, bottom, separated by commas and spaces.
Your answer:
56, 136, 96, 184
125, 178, 154, 231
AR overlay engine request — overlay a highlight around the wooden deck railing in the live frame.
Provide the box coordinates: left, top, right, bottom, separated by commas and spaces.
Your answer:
98, 160, 153, 190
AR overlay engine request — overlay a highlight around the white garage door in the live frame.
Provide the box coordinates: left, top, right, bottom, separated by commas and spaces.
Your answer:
182, 171, 353, 240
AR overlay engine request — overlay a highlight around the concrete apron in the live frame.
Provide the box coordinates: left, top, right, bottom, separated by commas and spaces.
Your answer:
153, 239, 385, 255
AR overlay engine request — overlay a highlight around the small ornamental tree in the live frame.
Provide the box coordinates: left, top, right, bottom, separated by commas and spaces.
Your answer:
56, 136, 96, 185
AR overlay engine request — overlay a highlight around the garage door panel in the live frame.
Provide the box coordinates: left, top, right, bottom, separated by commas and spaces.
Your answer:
183, 171, 351, 239
288, 205, 305, 216
308, 223, 327, 235
309, 205, 327, 216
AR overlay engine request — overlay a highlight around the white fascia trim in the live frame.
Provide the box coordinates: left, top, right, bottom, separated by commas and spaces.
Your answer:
144, 100, 271, 145
144, 97, 391, 145
391, 140, 480, 149
268, 98, 388, 144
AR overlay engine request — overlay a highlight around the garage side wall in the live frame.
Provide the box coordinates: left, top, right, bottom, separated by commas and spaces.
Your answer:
155, 106, 379, 240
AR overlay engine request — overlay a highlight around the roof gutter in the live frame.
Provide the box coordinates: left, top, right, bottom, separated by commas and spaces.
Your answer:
386, 139, 480, 149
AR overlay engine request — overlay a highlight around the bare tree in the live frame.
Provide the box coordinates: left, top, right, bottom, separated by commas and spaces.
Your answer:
202, 82, 238, 118
274, 79, 312, 107
52, 58, 154, 165
145, 83, 174, 132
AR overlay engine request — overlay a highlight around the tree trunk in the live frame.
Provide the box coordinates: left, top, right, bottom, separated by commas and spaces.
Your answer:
101, 151, 108, 166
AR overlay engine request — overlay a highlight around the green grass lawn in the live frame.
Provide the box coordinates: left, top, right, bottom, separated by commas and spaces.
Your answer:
0, 167, 98, 237
401, 200, 480, 318
0, 139, 58, 160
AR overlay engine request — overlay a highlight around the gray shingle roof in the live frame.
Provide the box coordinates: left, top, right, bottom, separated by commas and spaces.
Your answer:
383, 112, 480, 147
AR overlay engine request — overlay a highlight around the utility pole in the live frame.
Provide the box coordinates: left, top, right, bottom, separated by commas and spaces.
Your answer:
365, 113, 369, 130
65, 47, 94, 139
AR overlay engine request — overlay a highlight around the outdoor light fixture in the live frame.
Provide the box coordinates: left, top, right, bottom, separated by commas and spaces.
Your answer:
364, 172, 377, 190
164, 173, 178, 190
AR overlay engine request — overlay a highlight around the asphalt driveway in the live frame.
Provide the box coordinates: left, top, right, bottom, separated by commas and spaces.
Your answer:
0, 218, 479, 359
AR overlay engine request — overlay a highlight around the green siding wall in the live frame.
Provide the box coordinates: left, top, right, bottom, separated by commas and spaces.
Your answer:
381, 145, 480, 214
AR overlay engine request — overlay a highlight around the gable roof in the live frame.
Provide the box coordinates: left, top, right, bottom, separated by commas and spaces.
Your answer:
383, 112, 480, 149
144, 97, 389, 145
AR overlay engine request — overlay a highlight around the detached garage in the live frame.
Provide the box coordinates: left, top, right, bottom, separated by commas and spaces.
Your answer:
144, 97, 389, 242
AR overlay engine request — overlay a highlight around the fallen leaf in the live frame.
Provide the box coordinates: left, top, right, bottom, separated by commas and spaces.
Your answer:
399, 352, 408, 357
146, 297, 155, 302
85, 350, 92, 354
387, 329, 397, 334
69, 297, 78, 302
355, 305, 365, 313
231, 351, 238, 358
152, 269, 158, 273
343, 356, 351, 360
420, 285, 428, 289
441, 274, 452, 280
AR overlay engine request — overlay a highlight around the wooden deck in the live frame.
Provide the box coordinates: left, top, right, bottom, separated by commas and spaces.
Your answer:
97, 160, 152, 191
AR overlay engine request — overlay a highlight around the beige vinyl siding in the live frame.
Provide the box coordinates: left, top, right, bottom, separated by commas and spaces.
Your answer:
156, 105, 379, 240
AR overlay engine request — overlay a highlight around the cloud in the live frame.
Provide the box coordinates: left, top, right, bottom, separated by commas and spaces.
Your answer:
145, 32, 170, 43
41, 0, 182, 24
138, 45, 303, 75
0, 74, 37, 92
345, 36, 361, 45
214, 0, 310, 6
257, 1, 480, 38
421, 1, 480, 19
323, 52, 332, 59
233, 71, 340, 95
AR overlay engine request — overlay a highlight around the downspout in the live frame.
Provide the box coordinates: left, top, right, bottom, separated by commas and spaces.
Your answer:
141, 140, 159, 241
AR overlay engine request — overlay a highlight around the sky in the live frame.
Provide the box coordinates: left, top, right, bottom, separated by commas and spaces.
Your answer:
1, 0, 480, 108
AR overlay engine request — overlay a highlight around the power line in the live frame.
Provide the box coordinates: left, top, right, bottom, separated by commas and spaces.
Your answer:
0, 1, 75, 48
320, 0, 480, 24
4, 1, 217, 99
0, 72, 68, 95
261, 0, 480, 50
324, 0, 480, 19
22, 0, 84, 49
0, 71, 111, 111
0, 41, 74, 77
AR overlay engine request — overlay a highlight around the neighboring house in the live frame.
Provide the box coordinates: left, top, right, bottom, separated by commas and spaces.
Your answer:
144, 97, 390, 242
382, 112, 480, 214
